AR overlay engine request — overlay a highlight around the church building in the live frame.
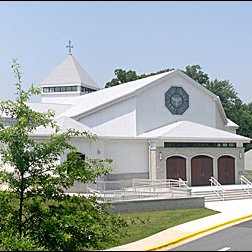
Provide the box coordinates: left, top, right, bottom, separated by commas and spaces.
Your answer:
26, 47, 251, 188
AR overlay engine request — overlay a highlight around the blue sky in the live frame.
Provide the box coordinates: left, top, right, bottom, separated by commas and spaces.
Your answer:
1, 1, 252, 103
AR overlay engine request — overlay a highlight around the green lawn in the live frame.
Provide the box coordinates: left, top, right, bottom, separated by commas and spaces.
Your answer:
244, 170, 252, 182
102, 207, 219, 249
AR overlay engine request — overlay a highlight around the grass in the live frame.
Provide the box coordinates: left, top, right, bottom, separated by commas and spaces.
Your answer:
103, 207, 219, 249
244, 170, 252, 182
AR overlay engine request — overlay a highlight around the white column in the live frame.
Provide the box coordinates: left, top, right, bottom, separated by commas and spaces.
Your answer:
148, 140, 157, 180
213, 157, 218, 180
187, 158, 191, 186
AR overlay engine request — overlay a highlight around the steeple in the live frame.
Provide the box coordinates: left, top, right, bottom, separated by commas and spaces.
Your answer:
41, 54, 100, 104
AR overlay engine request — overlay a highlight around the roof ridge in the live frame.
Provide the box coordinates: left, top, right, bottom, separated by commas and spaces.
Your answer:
60, 70, 176, 118
70, 55, 99, 89
69, 55, 82, 83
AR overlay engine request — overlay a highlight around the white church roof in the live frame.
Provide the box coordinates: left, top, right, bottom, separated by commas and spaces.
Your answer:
59, 70, 177, 118
41, 55, 100, 90
226, 118, 239, 128
32, 116, 102, 137
27, 102, 73, 118
57, 69, 229, 129
137, 120, 251, 142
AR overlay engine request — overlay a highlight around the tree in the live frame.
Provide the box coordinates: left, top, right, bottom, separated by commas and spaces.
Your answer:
105, 69, 138, 88
245, 101, 252, 115
206, 79, 242, 117
183, 64, 210, 87
0, 59, 127, 250
105, 68, 173, 88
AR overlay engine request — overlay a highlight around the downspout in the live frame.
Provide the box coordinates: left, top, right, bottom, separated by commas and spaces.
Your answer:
148, 140, 152, 180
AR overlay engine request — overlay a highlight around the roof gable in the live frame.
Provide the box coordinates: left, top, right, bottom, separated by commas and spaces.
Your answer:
58, 69, 228, 127
174, 71, 228, 125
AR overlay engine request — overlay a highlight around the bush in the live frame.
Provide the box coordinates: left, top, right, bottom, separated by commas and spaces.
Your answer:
0, 192, 128, 251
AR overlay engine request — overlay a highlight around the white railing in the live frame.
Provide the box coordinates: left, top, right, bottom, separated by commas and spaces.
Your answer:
87, 178, 191, 202
209, 177, 225, 201
178, 178, 192, 196
240, 175, 252, 196
132, 178, 189, 188
132, 178, 191, 196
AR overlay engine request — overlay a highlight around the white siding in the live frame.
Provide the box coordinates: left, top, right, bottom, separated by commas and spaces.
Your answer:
42, 93, 81, 104
104, 139, 149, 174
245, 149, 252, 170
79, 97, 137, 137
215, 105, 226, 130
136, 75, 225, 135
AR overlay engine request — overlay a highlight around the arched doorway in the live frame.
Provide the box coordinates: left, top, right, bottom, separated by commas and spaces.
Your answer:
166, 156, 186, 180
218, 155, 235, 185
191, 155, 213, 186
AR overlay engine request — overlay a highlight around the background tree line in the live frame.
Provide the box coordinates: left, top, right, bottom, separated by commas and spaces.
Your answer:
105, 65, 252, 151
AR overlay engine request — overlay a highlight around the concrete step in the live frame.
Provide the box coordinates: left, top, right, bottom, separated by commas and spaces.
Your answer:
192, 189, 252, 202
204, 194, 252, 201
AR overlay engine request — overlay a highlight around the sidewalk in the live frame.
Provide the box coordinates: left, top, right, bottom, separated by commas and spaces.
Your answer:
106, 198, 252, 251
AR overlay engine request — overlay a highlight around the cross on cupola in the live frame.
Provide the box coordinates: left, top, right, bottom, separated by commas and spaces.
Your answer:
66, 40, 73, 55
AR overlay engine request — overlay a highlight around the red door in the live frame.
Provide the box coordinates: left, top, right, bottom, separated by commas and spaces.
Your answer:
218, 156, 235, 185
191, 155, 213, 186
166, 156, 186, 181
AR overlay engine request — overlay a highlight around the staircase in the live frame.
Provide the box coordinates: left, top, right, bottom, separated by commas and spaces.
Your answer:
192, 187, 252, 202
191, 176, 252, 202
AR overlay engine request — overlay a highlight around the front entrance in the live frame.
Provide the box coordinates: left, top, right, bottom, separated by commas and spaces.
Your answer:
191, 155, 213, 186
218, 155, 235, 185
166, 156, 186, 180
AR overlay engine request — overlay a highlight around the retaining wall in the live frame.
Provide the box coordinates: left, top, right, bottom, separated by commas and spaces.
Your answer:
107, 196, 205, 214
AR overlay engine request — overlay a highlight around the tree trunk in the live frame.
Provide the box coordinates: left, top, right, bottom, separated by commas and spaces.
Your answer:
18, 173, 24, 238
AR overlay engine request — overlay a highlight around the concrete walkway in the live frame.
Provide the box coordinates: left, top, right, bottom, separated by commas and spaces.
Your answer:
106, 198, 252, 251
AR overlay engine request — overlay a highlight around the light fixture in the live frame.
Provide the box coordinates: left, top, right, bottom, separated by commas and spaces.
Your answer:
239, 151, 243, 159
159, 152, 163, 161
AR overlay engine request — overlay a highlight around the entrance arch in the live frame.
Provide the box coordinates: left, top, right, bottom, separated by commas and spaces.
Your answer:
218, 155, 235, 185
191, 155, 213, 186
166, 156, 186, 181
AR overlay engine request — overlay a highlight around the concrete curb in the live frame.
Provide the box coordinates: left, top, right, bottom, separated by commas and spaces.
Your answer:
145, 214, 252, 251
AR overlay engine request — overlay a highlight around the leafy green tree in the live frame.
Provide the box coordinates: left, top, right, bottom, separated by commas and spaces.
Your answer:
245, 101, 252, 115
0, 59, 127, 250
105, 69, 138, 88
206, 79, 242, 117
183, 64, 210, 87
105, 68, 173, 88
225, 100, 252, 147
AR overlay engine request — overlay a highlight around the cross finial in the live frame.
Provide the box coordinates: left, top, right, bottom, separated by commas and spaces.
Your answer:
66, 40, 73, 55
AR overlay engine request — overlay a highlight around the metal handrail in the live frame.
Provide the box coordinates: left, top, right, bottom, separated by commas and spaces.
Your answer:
240, 175, 252, 196
178, 178, 192, 196
132, 178, 190, 195
209, 177, 225, 201
88, 178, 192, 202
